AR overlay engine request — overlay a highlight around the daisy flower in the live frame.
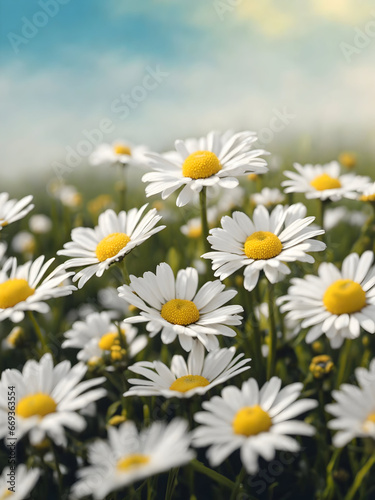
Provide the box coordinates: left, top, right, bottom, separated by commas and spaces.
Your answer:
0, 465, 40, 500
0, 256, 76, 323
11, 231, 36, 257
118, 263, 243, 351
0, 192, 34, 230
180, 208, 217, 239
0, 353, 106, 445
359, 181, 375, 202
355, 358, 375, 388
251, 187, 285, 207
282, 162, 370, 201
89, 141, 148, 167
193, 377, 317, 474
142, 131, 268, 207
278, 251, 375, 348
203, 203, 326, 292
326, 377, 375, 447
62, 311, 147, 364
71, 419, 194, 499
57, 205, 165, 288
125, 341, 251, 398
29, 214, 52, 234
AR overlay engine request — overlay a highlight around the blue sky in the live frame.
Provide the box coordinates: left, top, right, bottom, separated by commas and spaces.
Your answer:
1, 0, 375, 180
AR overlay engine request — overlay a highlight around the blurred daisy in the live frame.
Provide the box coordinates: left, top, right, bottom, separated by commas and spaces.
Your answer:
355, 358, 375, 388
0, 192, 34, 230
125, 341, 251, 398
142, 131, 268, 207
11, 231, 36, 257
251, 187, 285, 207
180, 208, 217, 239
29, 214, 52, 234
359, 182, 375, 203
282, 162, 370, 201
0, 256, 75, 323
89, 141, 148, 167
338, 151, 356, 169
203, 203, 326, 292
57, 205, 165, 288
118, 263, 243, 351
2, 326, 25, 349
278, 251, 375, 348
58, 185, 82, 208
71, 419, 194, 499
213, 185, 245, 214
0, 353, 106, 445
326, 379, 375, 447
62, 311, 147, 364
324, 206, 367, 231
0, 465, 40, 500
98, 287, 132, 318
193, 377, 317, 473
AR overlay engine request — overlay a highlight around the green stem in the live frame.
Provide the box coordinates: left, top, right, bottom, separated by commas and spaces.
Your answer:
322, 448, 342, 500
245, 291, 264, 383
230, 467, 246, 500
199, 188, 210, 254
190, 459, 235, 489
118, 164, 127, 211
344, 453, 375, 500
336, 339, 352, 388
165, 468, 179, 500
267, 283, 277, 379
119, 259, 130, 285
28, 311, 51, 354
51, 441, 63, 499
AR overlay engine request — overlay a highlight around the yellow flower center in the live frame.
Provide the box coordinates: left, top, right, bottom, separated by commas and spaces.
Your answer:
0, 491, 13, 499
16, 393, 57, 418
114, 144, 131, 156
310, 173, 342, 191
0, 279, 35, 309
160, 299, 200, 326
182, 150, 221, 179
367, 413, 375, 424
95, 232, 130, 262
360, 194, 375, 202
98, 331, 125, 350
232, 405, 272, 436
244, 231, 282, 260
187, 226, 202, 239
169, 375, 210, 393
339, 152, 356, 169
110, 344, 127, 361
117, 454, 150, 471
323, 279, 366, 315
0, 221, 8, 228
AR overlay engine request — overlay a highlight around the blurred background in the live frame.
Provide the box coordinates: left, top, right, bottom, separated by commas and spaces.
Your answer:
1, 0, 375, 188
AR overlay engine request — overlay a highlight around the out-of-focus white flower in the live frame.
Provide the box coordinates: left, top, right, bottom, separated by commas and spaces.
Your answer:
29, 214, 52, 234
11, 231, 36, 256
251, 188, 285, 207
89, 141, 149, 167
